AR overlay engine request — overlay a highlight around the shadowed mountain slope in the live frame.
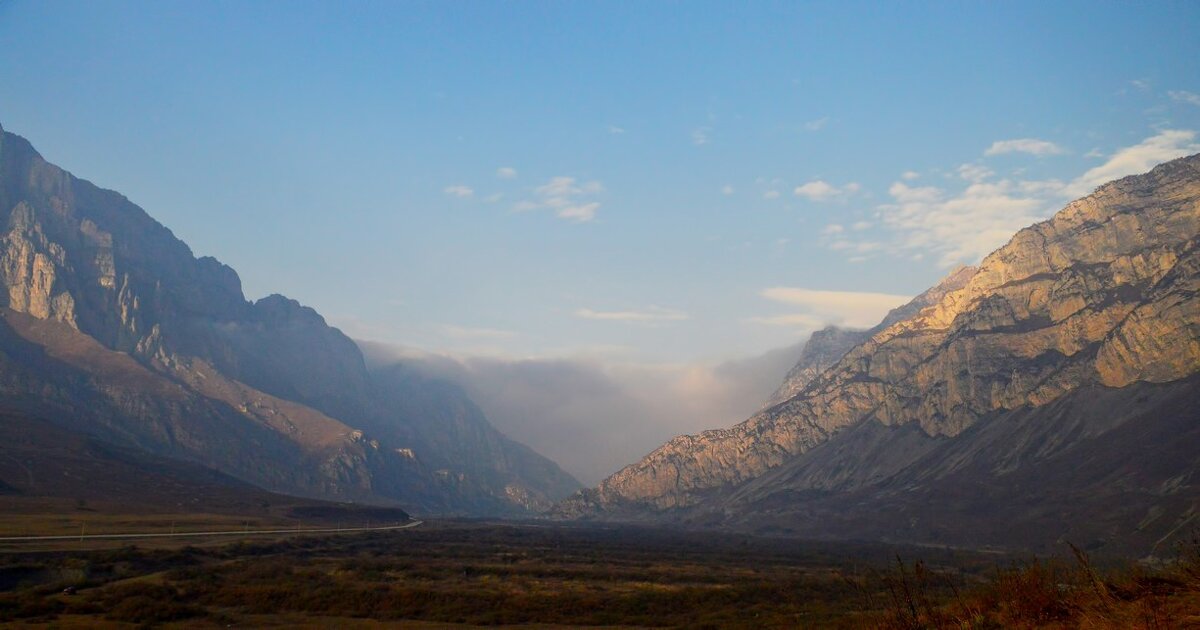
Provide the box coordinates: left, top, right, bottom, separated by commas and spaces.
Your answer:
0, 408, 412, 524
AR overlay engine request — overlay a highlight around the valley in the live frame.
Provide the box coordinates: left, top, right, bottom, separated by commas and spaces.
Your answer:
2, 521, 1199, 628
3, 3, 1200, 625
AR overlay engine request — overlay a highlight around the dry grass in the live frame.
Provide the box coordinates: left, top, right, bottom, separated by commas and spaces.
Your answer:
869, 536, 1200, 629
0, 521, 1197, 628
0, 521, 978, 628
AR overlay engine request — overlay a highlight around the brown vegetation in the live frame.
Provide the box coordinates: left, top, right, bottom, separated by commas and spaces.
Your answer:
869, 538, 1200, 629
0, 522, 1197, 628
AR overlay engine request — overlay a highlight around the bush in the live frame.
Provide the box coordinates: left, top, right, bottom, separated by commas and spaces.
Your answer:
95, 582, 203, 624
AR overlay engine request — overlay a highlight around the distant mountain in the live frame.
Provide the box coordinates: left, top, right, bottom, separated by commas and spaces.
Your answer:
560, 154, 1200, 554
764, 265, 977, 408
0, 408, 412, 523
0, 123, 579, 515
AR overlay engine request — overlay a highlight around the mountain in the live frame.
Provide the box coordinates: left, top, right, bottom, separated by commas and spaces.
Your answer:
764, 327, 869, 408
764, 265, 977, 408
0, 123, 579, 515
0, 408, 409, 525
560, 154, 1200, 553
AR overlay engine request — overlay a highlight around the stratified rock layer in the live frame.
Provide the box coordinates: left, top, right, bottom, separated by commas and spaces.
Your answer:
764, 265, 978, 408
562, 154, 1200, 519
0, 123, 579, 514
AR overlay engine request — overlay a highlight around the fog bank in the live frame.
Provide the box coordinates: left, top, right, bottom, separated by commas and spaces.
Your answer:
359, 341, 804, 485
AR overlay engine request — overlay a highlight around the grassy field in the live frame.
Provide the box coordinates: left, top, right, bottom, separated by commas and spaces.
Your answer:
0, 520, 1196, 628
0, 495, 412, 552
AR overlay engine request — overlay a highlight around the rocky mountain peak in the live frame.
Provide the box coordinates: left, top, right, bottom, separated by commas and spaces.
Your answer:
765, 326, 868, 407
766, 264, 980, 409
561, 153, 1200, 516
0, 123, 580, 514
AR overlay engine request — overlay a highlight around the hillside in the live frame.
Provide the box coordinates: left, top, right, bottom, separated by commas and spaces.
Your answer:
0, 123, 578, 515
560, 154, 1200, 553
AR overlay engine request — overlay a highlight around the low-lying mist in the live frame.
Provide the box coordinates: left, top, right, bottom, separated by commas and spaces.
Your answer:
359, 340, 805, 485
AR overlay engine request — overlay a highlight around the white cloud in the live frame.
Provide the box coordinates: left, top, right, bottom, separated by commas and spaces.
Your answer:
721, 185, 735, 195
1168, 90, 1200, 107
745, 313, 825, 328
608, 125, 626, 134
878, 179, 1046, 267
984, 138, 1066, 156
1131, 79, 1151, 91
827, 239, 882, 254
444, 185, 474, 198
692, 127, 710, 146
887, 182, 941, 203
496, 167, 518, 179
901, 170, 920, 180
514, 176, 605, 222
851, 221, 873, 230
793, 179, 859, 202
763, 190, 781, 200
794, 180, 837, 200
1016, 179, 1066, 196
441, 325, 518, 340
752, 287, 912, 329
574, 306, 689, 323
804, 117, 829, 131
556, 203, 600, 222
957, 163, 995, 182
536, 177, 582, 199
822, 224, 844, 235
1063, 129, 1200, 198
845, 130, 1199, 268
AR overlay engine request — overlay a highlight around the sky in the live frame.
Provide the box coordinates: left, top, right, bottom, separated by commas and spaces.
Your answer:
3, 2, 1200, 481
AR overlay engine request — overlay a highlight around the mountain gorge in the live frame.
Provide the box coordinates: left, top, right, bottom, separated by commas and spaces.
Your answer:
561, 154, 1200, 553
0, 123, 579, 515
4, 116, 1198, 553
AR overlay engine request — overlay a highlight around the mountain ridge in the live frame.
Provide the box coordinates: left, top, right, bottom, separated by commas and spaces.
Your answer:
0, 123, 579, 515
764, 265, 978, 408
558, 153, 1200, 552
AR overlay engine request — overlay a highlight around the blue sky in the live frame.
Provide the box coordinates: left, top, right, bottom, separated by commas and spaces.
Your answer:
2, 1, 1199, 365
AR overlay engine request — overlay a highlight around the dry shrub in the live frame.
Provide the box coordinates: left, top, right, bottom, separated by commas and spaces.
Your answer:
93, 582, 203, 624
984, 559, 1074, 624
873, 535, 1200, 629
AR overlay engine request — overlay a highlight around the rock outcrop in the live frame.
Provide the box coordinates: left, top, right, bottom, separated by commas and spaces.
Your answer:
765, 327, 869, 407
714, 375, 1200, 555
764, 266, 978, 408
561, 153, 1200, 534
0, 123, 579, 514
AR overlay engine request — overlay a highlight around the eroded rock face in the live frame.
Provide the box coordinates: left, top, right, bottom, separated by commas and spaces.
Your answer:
0, 124, 579, 514
712, 376, 1200, 555
763, 267, 978, 409
563, 154, 1200, 515
765, 327, 869, 408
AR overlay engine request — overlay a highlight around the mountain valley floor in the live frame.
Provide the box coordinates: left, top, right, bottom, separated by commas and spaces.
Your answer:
1, 519, 1198, 628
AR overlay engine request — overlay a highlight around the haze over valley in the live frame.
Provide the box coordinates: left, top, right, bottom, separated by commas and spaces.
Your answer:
1, 2, 1199, 627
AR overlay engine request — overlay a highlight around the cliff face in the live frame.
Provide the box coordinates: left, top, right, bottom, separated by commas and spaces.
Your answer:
714, 375, 1200, 555
764, 266, 978, 408
765, 327, 869, 408
561, 154, 1200, 523
0, 124, 578, 514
